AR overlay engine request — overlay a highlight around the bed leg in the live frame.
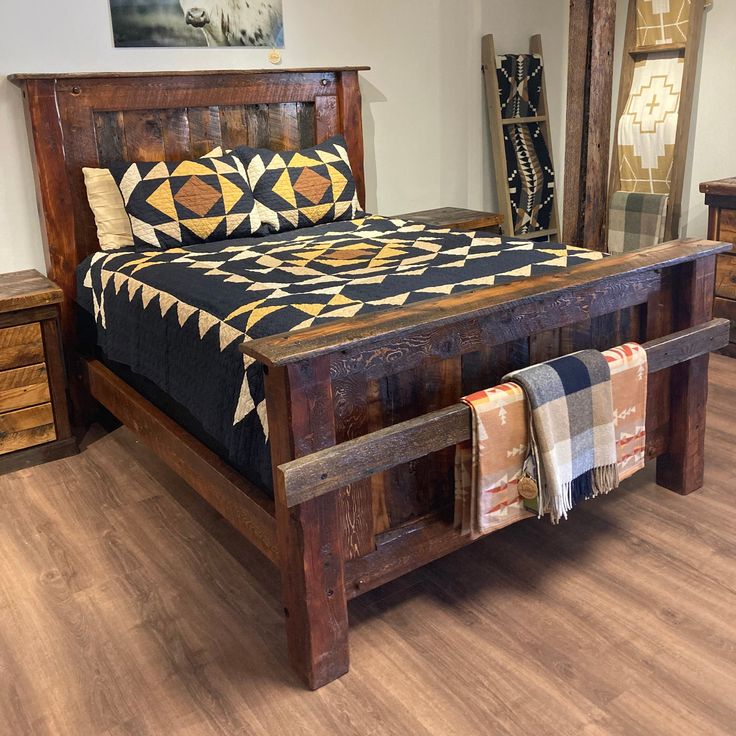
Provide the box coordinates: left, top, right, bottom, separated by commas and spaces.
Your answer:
656, 257, 715, 495
265, 360, 349, 689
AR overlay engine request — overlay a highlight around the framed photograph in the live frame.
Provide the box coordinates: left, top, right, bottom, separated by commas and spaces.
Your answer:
110, 0, 285, 48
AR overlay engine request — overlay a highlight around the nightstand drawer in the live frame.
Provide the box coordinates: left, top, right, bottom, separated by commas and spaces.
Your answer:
0, 323, 44, 371
0, 363, 52, 413
0, 403, 56, 455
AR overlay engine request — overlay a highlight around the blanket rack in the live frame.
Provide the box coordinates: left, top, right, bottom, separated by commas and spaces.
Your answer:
277, 318, 729, 507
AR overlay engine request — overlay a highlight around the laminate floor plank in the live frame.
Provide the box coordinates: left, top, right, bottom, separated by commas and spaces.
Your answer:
0, 355, 734, 735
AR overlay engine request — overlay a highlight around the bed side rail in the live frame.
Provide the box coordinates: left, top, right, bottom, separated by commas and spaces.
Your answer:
275, 318, 729, 508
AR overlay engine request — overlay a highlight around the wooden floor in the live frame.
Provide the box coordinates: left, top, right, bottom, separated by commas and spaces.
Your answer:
1, 356, 735, 735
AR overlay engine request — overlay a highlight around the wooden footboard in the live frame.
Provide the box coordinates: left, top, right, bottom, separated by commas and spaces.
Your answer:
243, 239, 730, 689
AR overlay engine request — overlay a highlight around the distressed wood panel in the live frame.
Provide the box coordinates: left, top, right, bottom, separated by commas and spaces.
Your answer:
0, 323, 44, 371
0, 403, 56, 455
0, 363, 51, 413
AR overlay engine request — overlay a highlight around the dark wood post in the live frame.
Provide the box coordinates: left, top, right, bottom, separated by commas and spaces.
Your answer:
656, 256, 716, 494
265, 356, 349, 689
562, 0, 616, 251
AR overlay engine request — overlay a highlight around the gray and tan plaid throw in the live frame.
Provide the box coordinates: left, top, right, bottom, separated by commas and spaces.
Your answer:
505, 350, 620, 524
608, 190, 668, 253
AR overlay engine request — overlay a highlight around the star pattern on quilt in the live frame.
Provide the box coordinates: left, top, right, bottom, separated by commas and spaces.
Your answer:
84, 216, 604, 439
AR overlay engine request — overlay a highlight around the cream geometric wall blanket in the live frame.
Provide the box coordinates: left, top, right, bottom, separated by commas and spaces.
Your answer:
617, 54, 684, 194
636, 0, 691, 48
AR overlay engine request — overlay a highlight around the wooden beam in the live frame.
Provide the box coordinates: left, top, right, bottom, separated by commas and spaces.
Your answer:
84, 359, 278, 563
278, 318, 729, 507
563, 0, 617, 250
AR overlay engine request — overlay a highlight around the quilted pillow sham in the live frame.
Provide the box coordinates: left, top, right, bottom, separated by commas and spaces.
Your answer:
109, 153, 261, 250
83, 147, 227, 252
233, 135, 362, 234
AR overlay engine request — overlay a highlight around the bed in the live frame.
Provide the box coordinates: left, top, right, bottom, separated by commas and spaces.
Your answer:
10, 68, 730, 689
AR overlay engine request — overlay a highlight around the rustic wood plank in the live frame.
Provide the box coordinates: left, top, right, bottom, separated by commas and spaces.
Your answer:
333, 374, 376, 559
715, 253, 736, 300
122, 110, 165, 161
0, 323, 43, 371
161, 108, 191, 160
0, 402, 53, 433
394, 207, 504, 231
0, 416, 56, 455
93, 111, 128, 164
336, 70, 366, 209
187, 106, 223, 157
277, 318, 728, 507
266, 357, 349, 690
314, 95, 339, 143
0, 363, 50, 413
656, 257, 716, 493
0, 271, 62, 315
39, 316, 72, 442
85, 358, 277, 562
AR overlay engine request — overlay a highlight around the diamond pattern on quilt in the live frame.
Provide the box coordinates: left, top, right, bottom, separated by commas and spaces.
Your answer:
109, 154, 261, 250
233, 135, 362, 235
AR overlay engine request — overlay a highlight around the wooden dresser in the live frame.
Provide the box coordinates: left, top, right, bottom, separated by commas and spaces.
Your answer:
700, 178, 736, 357
0, 270, 77, 472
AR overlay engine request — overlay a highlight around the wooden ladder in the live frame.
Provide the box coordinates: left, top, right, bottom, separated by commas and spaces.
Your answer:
608, 0, 710, 242
482, 34, 560, 241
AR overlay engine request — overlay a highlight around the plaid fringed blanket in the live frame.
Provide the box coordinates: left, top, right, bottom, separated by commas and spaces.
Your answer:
506, 351, 619, 523
456, 343, 648, 533
608, 191, 668, 253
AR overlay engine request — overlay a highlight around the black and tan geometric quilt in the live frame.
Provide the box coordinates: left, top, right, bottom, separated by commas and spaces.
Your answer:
496, 54, 543, 118
503, 122, 556, 235
78, 215, 603, 492
109, 154, 261, 250
234, 135, 362, 234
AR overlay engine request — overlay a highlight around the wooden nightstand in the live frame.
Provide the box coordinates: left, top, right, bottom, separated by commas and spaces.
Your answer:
395, 207, 504, 232
0, 270, 77, 473
700, 178, 736, 357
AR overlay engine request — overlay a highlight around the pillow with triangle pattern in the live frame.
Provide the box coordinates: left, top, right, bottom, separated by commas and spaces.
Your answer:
233, 135, 363, 235
109, 154, 261, 250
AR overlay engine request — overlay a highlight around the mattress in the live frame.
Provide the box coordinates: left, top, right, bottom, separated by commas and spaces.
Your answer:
76, 215, 604, 494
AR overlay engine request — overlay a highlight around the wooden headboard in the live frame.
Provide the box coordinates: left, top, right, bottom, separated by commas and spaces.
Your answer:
9, 67, 369, 345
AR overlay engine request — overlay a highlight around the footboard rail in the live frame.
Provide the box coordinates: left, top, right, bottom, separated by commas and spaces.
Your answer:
276, 318, 730, 508
242, 238, 730, 689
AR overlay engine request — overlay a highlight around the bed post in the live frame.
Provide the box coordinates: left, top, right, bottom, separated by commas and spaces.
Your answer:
264, 356, 349, 689
656, 256, 716, 494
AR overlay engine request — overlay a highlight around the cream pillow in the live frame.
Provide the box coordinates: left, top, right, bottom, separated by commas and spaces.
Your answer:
83, 146, 226, 251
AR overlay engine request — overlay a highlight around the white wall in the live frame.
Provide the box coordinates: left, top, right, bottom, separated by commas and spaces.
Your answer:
0, 0, 566, 274
610, 0, 736, 239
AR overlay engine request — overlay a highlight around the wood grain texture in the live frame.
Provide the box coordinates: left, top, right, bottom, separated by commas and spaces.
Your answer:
0, 363, 50, 413
0, 271, 62, 314
266, 358, 350, 690
395, 207, 504, 231
656, 257, 715, 493
563, 0, 617, 250
0, 323, 43, 371
1, 357, 734, 734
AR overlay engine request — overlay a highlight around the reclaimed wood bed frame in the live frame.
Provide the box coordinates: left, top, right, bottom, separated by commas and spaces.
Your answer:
10, 68, 731, 690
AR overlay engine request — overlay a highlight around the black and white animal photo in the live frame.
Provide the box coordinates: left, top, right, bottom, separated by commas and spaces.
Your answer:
110, 0, 284, 48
